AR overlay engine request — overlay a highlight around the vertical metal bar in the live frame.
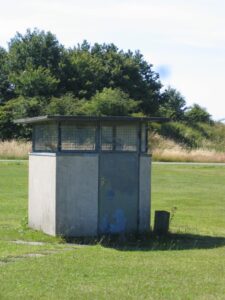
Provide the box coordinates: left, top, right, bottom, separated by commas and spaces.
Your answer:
138, 122, 141, 154
96, 120, 100, 152
57, 122, 61, 152
112, 125, 116, 151
32, 125, 35, 152
145, 123, 149, 153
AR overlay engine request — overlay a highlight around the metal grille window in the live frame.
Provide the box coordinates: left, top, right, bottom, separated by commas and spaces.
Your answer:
32, 120, 146, 153
61, 124, 96, 151
141, 124, 147, 153
34, 124, 58, 152
101, 126, 113, 151
115, 125, 137, 151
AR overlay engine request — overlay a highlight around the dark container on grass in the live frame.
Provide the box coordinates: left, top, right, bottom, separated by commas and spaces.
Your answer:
154, 210, 170, 235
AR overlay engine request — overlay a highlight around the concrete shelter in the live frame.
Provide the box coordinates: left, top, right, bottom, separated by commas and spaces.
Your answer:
15, 115, 167, 237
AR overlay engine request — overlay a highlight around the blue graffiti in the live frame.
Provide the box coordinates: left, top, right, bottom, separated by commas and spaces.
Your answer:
110, 209, 126, 233
106, 189, 115, 201
100, 209, 126, 234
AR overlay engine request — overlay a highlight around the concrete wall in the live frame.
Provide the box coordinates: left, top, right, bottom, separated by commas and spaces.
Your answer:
29, 154, 56, 235
139, 155, 151, 233
99, 153, 139, 234
28, 153, 150, 237
56, 154, 99, 237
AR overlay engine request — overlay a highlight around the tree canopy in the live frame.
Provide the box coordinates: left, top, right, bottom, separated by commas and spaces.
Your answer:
0, 28, 212, 140
185, 104, 212, 123
159, 87, 187, 120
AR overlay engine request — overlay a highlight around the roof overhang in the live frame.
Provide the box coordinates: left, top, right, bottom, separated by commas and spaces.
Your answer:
14, 115, 170, 124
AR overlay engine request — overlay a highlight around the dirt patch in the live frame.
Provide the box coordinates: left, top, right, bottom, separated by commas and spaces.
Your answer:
0, 253, 46, 265
11, 240, 46, 246
20, 253, 45, 258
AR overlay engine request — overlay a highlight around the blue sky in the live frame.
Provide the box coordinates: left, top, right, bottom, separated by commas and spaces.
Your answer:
1, 0, 225, 120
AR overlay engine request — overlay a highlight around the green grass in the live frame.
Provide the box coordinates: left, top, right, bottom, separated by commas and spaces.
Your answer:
152, 164, 225, 236
0, 162, 225, 299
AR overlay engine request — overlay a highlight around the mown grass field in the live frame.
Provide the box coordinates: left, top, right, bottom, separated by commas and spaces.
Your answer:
0, 162, 225, 299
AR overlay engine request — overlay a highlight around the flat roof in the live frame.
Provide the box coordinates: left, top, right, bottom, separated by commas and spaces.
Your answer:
14, 115, 169, 124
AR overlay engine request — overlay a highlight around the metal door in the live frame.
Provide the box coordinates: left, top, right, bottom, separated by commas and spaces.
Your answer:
98, 153, 139, 234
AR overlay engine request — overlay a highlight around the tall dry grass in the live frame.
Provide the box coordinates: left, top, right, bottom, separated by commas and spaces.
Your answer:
150, 133, 225, 163
0, 135, 225, 162
153, 147, 225, 163
0, 140, 31, 159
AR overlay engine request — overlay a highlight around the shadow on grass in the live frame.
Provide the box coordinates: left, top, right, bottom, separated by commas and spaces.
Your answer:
65, 232, 225, 251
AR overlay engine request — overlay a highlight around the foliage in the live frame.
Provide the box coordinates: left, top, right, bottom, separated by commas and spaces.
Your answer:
185, 103, 212, 123
0, 102, 18, 140
59, 41, 162, 114
149, 119, 225, 153
45, 88, 140, 116
45, 93, 85, 115
0, 97, 44, 140
158, 122, 204, 148
10, 67, 59, 97
0, 99, 27, 140
0, 28, 217, 141
195, 122, 225, 152
159, 86, 186, 120
0, 47, 15, 103
7, 28, 63, 76
2, 30, 162, 114
10, 96, 45, 118
81, 88, 140, 116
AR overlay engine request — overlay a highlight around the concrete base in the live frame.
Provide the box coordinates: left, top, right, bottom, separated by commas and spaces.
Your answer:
29, 153, 151, 237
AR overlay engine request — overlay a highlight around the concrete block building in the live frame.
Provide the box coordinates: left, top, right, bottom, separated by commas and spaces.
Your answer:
16, 115, 166, 237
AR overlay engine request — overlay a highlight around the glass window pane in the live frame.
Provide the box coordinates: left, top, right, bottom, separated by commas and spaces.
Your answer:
61, 124, 96, 151
115, 125, 137, 151
101, 126, 113, 151
34, 124, 58, 152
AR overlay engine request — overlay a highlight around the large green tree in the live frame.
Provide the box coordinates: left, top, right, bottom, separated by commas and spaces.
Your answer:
159, 87, 187, 120
8, 29, 63, 75
2, 28, 208, 141
4, 31, 162, 115
7, 29, 63, 99
185, 104, 212, 123
59, 41, 162, 114
0, 47, 15, 103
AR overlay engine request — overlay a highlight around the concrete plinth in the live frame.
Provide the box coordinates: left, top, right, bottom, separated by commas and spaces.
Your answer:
29, 153, 151, 237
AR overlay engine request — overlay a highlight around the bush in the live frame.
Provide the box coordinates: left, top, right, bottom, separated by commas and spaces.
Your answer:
45, 94, 85, 115
0, 98, 33, 140
185, 104, 212, 124
81, 88, 140, 116
159, 122, 204, 148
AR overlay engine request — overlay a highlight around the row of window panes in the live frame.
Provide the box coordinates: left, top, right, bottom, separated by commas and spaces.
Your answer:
34, 124, 147, 152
